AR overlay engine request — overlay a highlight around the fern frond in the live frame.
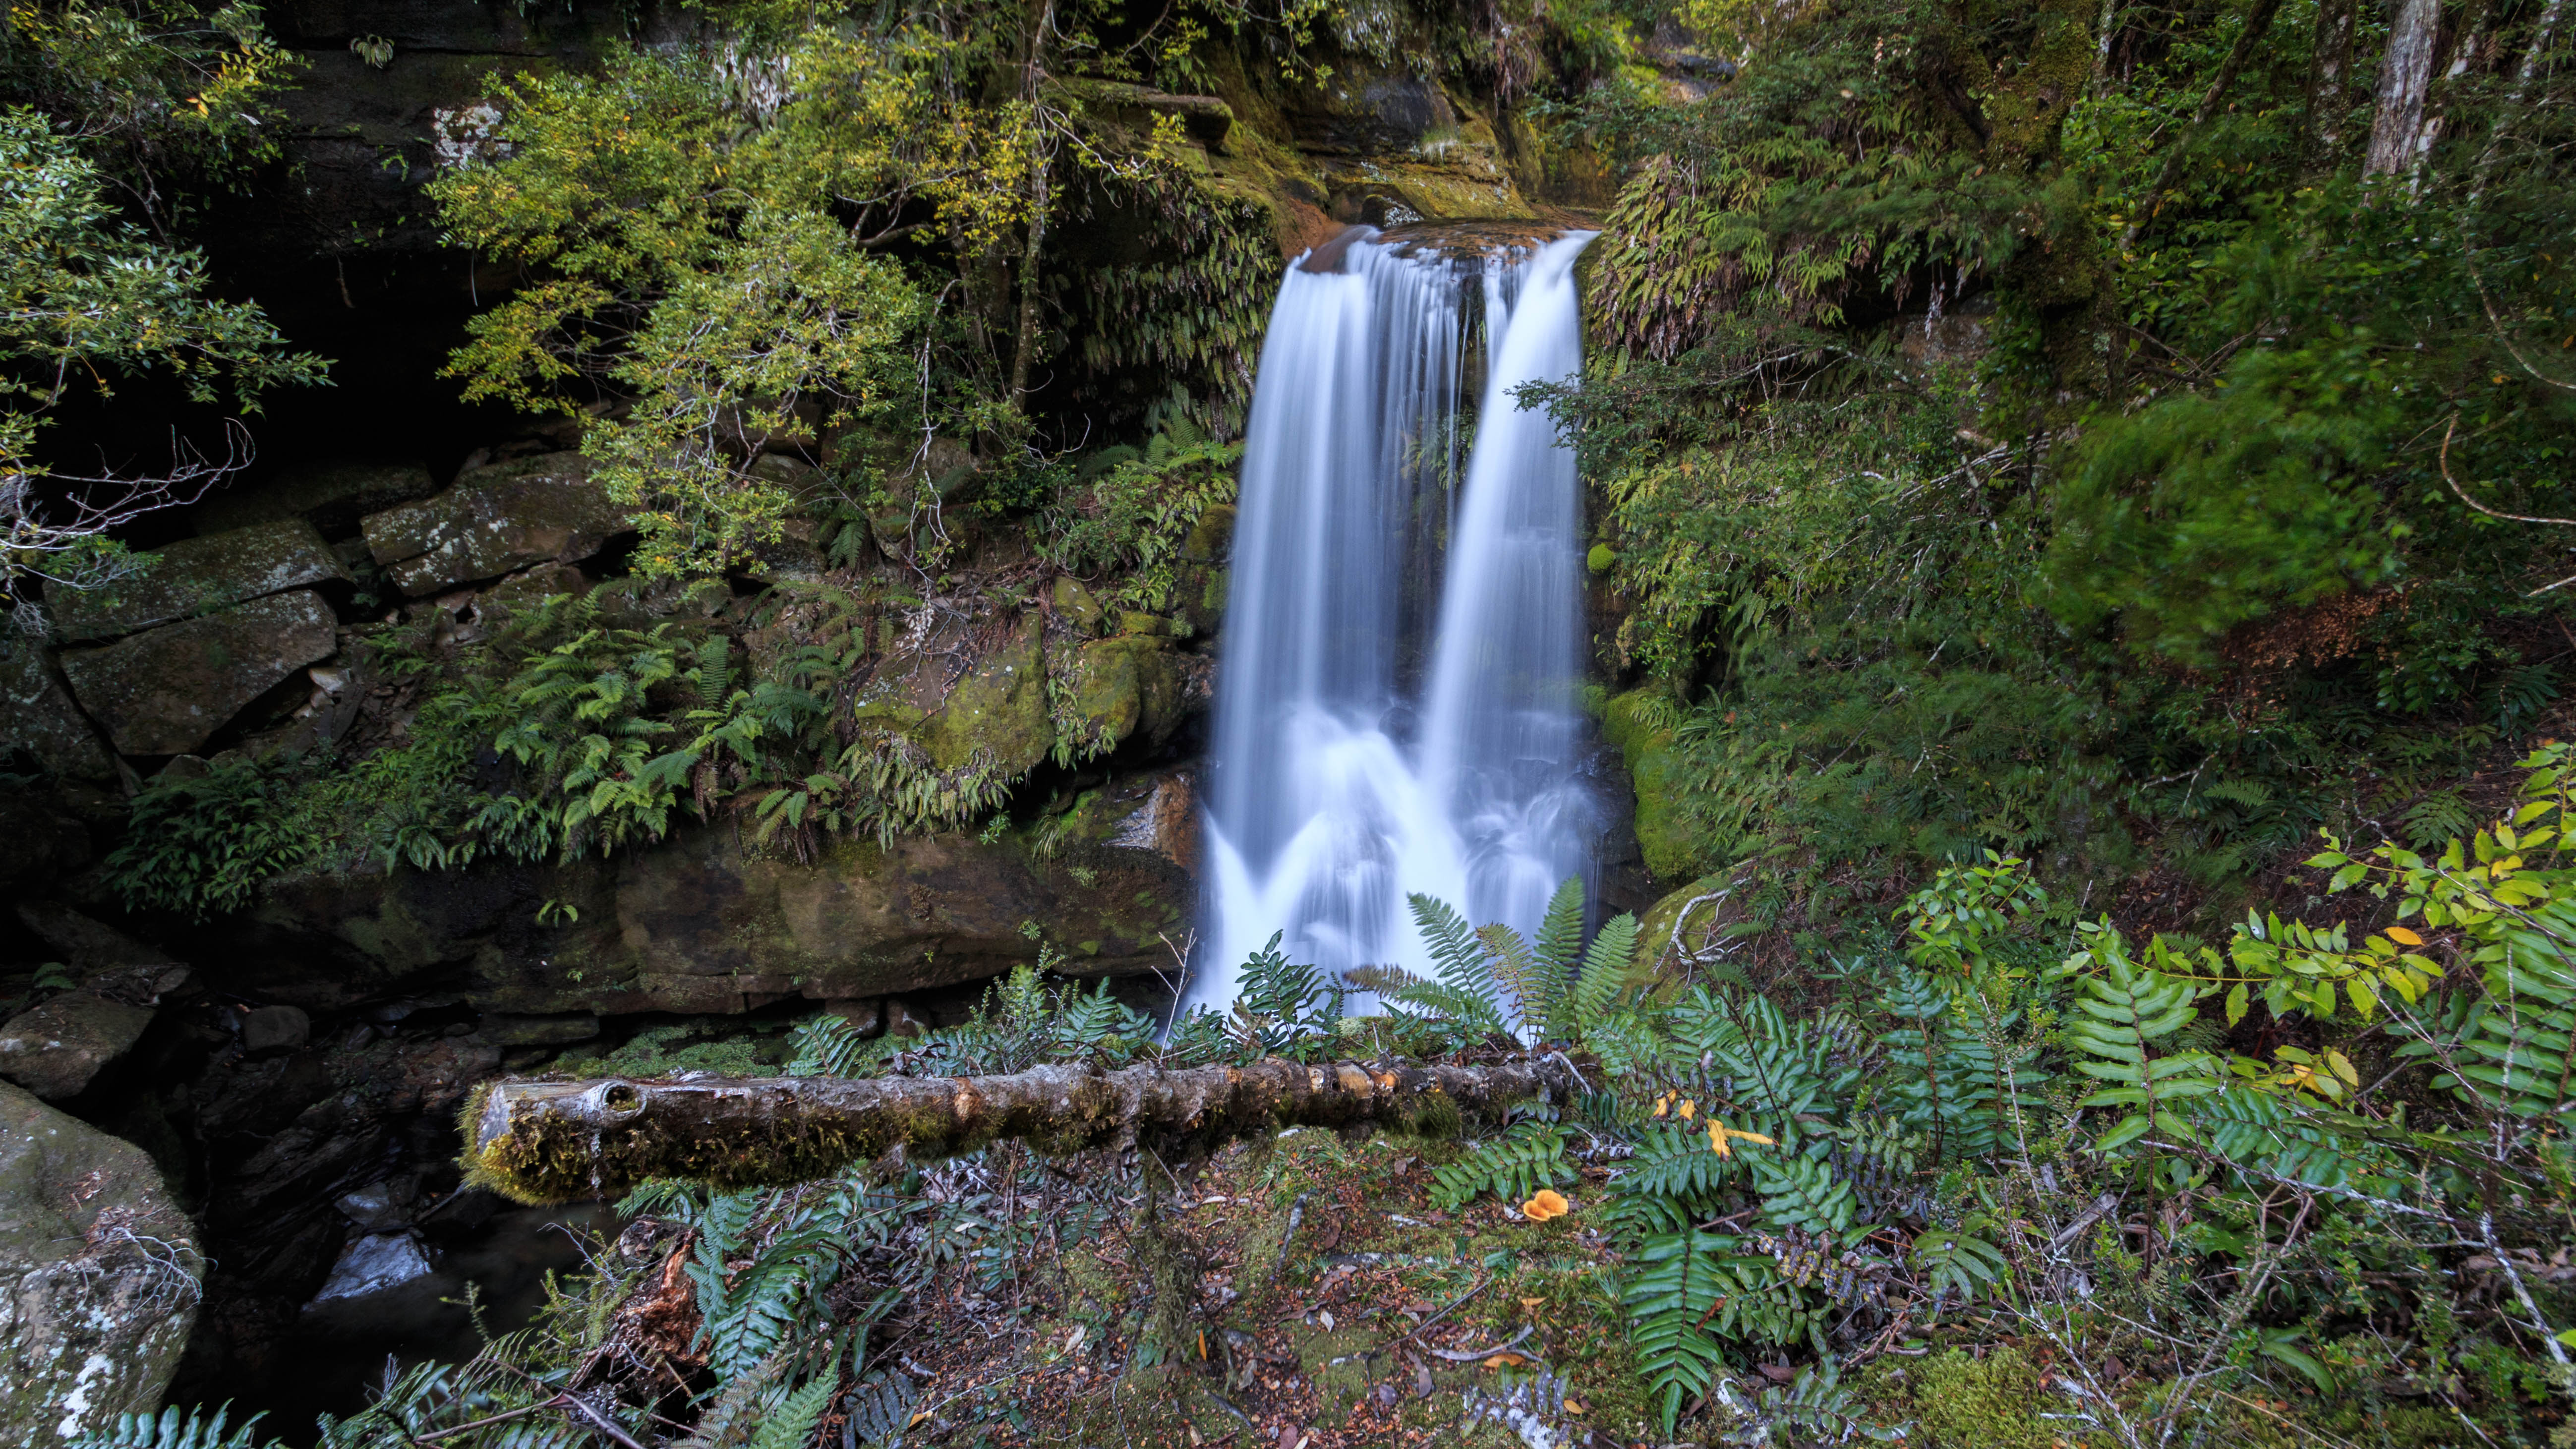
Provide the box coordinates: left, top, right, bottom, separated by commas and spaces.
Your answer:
1427, 1124, 1574, 1210
1570, 911, 1641, 1034
748, 1377, 837, 1449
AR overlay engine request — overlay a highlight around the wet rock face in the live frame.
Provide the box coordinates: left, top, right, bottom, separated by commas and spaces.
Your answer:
56, 591, 341, 756
0, 1082, 202, 1447
361, 452, 628, 595
48, 520, 351, 644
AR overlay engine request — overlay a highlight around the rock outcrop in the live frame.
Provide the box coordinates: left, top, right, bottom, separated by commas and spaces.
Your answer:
0, 1082, 202, 1446
0, 634, 114, 780
48, 519, 350, 644
361, 452, 627, 595
205, 813, 1195, 1016
56, 591, 341, 756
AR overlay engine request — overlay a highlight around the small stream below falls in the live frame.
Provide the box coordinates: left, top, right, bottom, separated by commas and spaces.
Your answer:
1191, 227, 1602, 1008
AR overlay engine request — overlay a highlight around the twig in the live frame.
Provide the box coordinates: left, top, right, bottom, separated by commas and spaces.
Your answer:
1425, 1325, 1536, 1362
2440, 415, 2576, 527
1396, 1273, 1495, 1346
2480, 1211, 2576, 1401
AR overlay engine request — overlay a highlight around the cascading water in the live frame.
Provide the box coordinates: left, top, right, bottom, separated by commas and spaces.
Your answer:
1187, 228, 1597, 1013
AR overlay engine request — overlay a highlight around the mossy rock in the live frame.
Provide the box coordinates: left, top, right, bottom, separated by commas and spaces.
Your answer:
1057, 637, 1186, 759
1051, 576, 1107, 635
1600, 690, 1713, 881
920, 610, 1054, 775
1631, 872, 1729, 985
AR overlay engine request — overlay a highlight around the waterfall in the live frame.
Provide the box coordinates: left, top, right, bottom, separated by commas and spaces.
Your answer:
1188, 228, 1596, 1013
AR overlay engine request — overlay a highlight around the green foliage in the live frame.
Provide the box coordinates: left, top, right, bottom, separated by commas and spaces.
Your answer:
1908, 1347, 2049, 1449
2060, 927, 2225, 1151
1, 106, 324, 605
1425, 1121, 1574, 1210
1229, 930, 1343, 1059
1356, 880, 1640, 1045
70, 1406, 275, 1449
1042, 415, 1240, 617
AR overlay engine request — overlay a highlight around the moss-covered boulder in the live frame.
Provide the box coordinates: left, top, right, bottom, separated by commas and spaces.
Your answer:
49, 519, 350, 644
1058, 636, 1187, 758
1628, 872, 1733, 984
918, 610, 1054, 776
0, 1082, 200, 1445
1173, 502, 1234, 636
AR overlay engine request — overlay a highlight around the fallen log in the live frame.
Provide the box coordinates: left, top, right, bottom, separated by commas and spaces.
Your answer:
464, 1056, 1583, 1203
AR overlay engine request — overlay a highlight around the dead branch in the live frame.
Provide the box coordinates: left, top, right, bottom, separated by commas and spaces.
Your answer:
467, 1056, 1583, 1204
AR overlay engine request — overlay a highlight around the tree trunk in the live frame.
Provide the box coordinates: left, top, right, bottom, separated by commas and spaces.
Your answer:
2365, 0, 2446, 177
2307, 0, 2359, 161
465, 1056, 1587, 1204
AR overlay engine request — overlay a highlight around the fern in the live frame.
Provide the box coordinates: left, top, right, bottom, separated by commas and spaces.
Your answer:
1749, 1154, 1859, 1240
1231, 931, 1340, 1056
841, 1371, 922, 1448
1398, 893, 1511, 1036
1623, 1229, 1781, 1431
748, 1377, 837, 1449
2064, 937, 2223, 1152
1427, 1123, 1575, 1210
1568, 909, 1642, 1035
70, 1407, 278, 1449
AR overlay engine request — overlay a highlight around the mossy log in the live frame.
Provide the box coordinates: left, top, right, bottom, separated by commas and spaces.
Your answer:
467, 1056, 1581, 1203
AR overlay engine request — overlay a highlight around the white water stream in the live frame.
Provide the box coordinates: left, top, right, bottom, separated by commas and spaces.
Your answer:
1186, 229, 1596, 1011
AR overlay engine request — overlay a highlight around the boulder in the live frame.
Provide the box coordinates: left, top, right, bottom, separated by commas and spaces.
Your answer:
1173, 503, 1233, 636
48, 519, 349, 643
56, 591, 340, 756
1060, 636, 1187, 757
13, 904, 190, 1007
0, 634, 115, 780
1050, 576, 1106, 634
0, 1081, 201, 1446
361, 452, 627, 596
194, 460, 438, 539
0, 992, 157, 1101
240, 1005, 311, 1054
919, 611, 1054, 776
